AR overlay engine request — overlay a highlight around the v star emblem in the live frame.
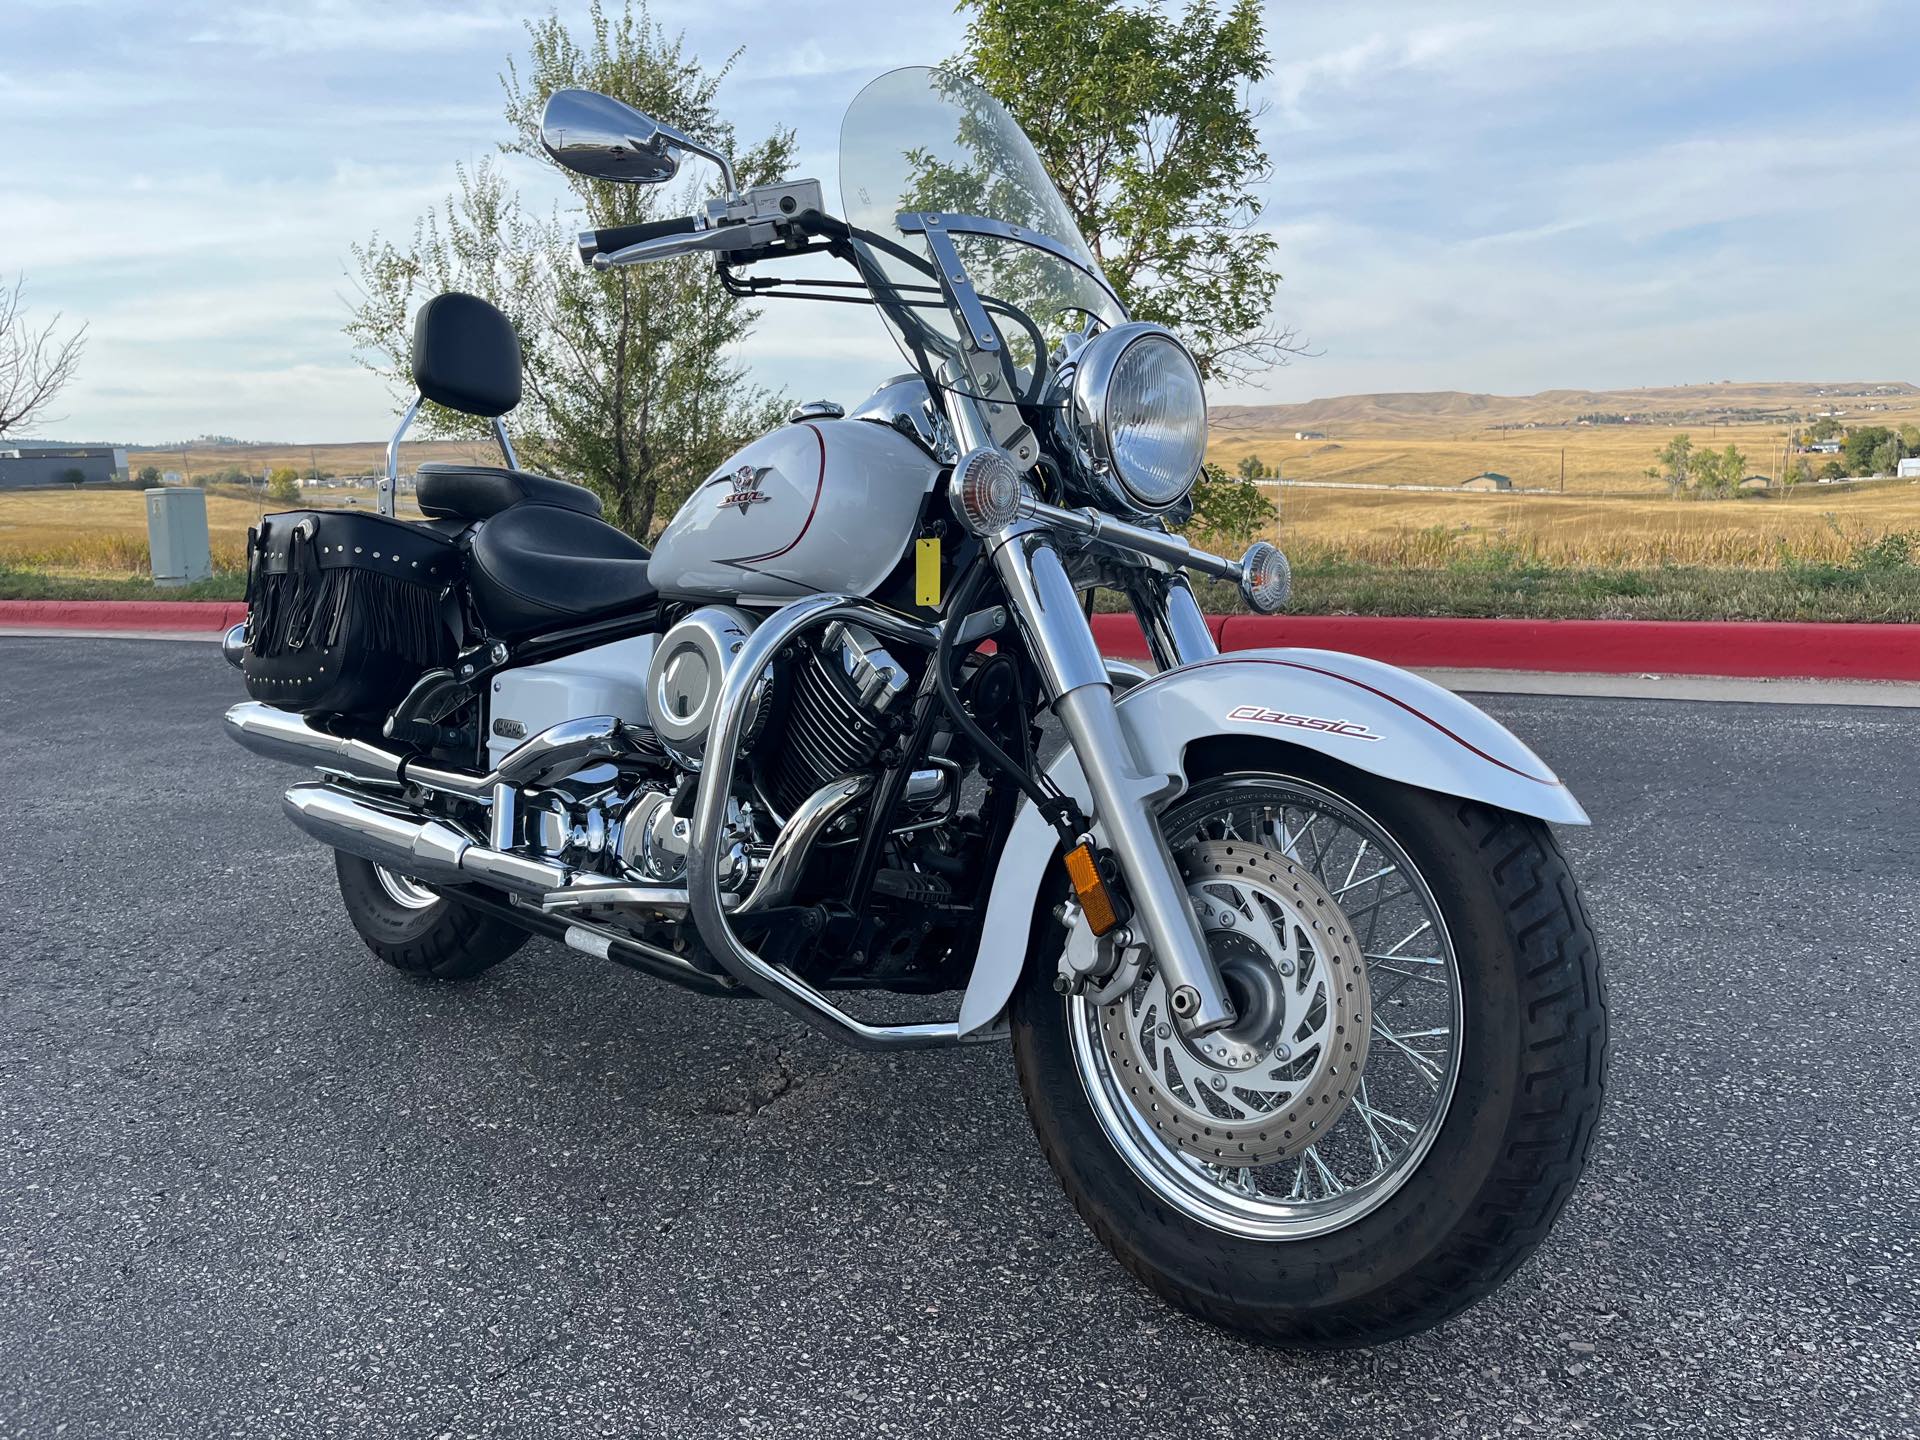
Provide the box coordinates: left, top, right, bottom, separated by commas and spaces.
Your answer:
716, 463, 774, 513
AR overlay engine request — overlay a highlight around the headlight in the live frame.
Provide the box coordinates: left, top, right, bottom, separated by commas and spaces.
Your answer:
1069, 322, 1207, 513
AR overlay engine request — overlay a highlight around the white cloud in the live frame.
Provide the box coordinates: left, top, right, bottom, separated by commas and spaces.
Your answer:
186, 0, 523, 56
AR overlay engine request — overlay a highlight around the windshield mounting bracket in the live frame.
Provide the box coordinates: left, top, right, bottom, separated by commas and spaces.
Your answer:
902, 214, 1001, 355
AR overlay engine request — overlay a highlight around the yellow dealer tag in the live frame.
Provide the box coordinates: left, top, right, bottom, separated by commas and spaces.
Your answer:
915, 536, 941, 608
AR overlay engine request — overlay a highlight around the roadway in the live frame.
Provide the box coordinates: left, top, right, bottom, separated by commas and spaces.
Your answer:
1, 637, 1915, 1437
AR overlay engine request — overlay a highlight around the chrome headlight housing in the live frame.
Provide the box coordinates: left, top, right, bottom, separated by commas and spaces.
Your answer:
1067, 322, 1207, 514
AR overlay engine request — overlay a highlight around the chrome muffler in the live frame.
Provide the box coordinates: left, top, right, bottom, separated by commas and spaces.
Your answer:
225, 703, 404, 784
283, 782, 623, 901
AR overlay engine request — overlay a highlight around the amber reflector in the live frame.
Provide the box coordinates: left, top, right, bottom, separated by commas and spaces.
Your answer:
1063, 841, 1120, 937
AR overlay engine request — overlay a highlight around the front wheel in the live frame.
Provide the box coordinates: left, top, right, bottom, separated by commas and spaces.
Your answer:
1011, 749, 1607, 1347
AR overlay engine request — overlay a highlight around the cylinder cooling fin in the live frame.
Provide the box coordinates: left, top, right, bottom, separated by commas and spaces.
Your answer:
760, 621, 910, 818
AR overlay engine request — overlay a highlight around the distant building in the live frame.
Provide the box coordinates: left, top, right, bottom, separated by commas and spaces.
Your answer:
0, 444, 129, 488
1460, 471, 1513, 491
1808, 440, 1843, 454
1899, 457, 1920, 478
1294, 430, 1327, 441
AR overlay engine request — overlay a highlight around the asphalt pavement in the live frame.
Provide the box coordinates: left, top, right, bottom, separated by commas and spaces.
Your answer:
1, 637, 1916, 1438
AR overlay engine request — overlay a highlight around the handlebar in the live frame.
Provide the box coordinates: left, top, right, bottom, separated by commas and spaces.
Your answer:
576, 216, 700, 266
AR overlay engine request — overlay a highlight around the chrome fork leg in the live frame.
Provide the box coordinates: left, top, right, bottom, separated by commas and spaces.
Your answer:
991, 533, 1235, 1035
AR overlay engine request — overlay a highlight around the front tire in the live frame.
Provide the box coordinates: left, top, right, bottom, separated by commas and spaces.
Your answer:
333, 851, 529, 981
1011, 751, 1607, 1347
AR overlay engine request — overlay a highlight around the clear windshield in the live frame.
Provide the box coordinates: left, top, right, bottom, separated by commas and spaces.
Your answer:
839, 66, 1126, 406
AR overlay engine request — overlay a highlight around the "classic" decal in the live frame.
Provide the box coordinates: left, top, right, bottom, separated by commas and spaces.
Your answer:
1227, 704, 1382, 742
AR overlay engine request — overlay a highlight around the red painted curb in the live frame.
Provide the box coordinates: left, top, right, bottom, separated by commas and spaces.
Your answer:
3, 602, 1915, 680
1096, 614, 1920, 680
0, 599, 246, 632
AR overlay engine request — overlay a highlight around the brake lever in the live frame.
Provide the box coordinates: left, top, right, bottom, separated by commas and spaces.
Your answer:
594, 219, 781, 269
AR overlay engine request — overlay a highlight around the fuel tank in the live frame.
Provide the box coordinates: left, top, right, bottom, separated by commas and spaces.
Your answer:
647, 417, 939, 603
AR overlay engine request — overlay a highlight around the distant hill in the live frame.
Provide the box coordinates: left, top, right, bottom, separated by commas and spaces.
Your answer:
124, 437, 497, 479
1213, 381, 1920, 439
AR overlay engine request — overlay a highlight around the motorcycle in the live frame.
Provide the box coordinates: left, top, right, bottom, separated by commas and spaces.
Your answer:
223, 66, 1606, 1347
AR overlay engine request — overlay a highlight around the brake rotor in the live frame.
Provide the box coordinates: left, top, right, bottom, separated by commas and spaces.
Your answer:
1097, 840, 1370, 1166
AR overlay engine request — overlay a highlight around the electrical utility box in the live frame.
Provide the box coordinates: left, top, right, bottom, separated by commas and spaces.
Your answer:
146, 486, 212, 587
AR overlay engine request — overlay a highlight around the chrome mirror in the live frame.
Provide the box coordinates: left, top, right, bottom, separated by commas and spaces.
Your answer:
540, 89, 682, 183
539, 88, 736, 193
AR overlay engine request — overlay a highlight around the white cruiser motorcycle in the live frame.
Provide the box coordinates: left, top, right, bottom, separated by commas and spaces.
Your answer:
224, 67, 1606, 1346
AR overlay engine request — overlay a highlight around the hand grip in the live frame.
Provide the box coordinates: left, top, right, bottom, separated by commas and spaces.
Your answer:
576, 216, 699, 266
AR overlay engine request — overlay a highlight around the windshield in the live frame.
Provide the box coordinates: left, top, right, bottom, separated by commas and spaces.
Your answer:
839, 66, 1126, 406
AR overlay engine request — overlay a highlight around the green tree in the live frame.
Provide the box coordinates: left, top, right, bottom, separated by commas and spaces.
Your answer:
1900, 423, 1919, 454
266, 466, 301, 504
1806, 416, 1842, 442
57, 465, 85, 488
1820, 459, 1847, 481
1690, 442, 1748, 498
953, 0, 1299, 383
1186, 461, 1275, 545
1844, 425, 1894, 476
346, 1, 795, 537
135, 464, 162, 485
1784, 456, 1812, 492
1235, 454, 1269, 481
1649, 433, 1694, 497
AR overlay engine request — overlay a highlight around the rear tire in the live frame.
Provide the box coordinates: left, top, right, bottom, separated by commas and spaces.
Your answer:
1010, 751, 1607, 1348
333, 851, 529, 981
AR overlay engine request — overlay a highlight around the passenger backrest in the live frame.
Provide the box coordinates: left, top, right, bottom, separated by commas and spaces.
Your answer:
409, 292, 522, 418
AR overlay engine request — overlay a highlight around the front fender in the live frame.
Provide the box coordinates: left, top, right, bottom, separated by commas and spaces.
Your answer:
955, 647, 1587, 1036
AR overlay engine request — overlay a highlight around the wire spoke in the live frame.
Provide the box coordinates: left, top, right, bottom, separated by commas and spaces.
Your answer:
1076, 782, 1463, 1239
1374, 1023, 1449, 1088
1334, 865, 1398, 897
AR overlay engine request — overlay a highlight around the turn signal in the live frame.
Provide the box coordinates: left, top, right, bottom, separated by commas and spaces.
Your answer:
951, 446, 1024, 534
1239, 540, 1292, 614
1063, 841, 1121, 937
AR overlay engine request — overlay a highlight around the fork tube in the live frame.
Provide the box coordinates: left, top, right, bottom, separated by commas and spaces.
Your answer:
992, 533, 1236, 1036
1123, 568, 1219, 672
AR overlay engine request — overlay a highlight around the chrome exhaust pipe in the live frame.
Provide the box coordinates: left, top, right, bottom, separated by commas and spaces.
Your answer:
226, 702, 634, 799
282, 782, 621, 901
226, 702, 404, 784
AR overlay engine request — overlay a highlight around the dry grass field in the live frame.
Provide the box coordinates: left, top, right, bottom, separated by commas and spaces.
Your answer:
1264, 477, 1920, 568
5, 381, 1917, 594
1207, 380, 1920, 568
0, 485, 422, 575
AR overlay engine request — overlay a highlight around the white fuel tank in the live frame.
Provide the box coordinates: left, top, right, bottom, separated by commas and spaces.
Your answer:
647, 417, 938, 603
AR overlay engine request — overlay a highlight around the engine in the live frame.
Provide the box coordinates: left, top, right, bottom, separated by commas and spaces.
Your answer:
519, 606, 921, 897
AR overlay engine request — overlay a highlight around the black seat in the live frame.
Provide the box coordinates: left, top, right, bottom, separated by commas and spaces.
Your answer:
416, 463, 603, 522
466, 503, 657, 637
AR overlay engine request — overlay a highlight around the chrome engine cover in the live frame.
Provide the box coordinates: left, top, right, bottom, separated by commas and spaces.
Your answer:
645, 605, 772, 770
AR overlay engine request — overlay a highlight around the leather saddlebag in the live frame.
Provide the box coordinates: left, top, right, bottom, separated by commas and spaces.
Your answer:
240, 510, 460, 716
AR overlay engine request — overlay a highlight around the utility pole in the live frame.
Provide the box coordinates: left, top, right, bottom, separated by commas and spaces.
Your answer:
1560, 448, 1566, 493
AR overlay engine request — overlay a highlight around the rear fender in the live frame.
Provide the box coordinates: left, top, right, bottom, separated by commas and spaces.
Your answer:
955, 647, 1587, 1037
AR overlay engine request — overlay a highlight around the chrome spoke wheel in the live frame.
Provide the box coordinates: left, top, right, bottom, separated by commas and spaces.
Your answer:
1068, 776, 1463, 1241
373, 865, 441, 911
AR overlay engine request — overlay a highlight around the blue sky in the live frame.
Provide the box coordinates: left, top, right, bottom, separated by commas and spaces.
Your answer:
3, 0, 1916, 443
